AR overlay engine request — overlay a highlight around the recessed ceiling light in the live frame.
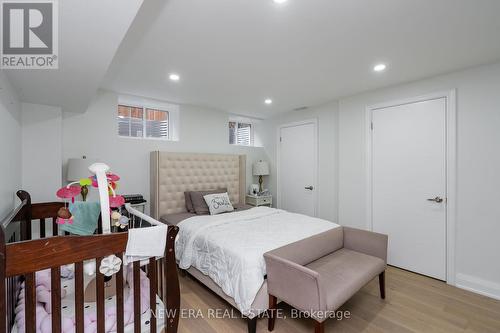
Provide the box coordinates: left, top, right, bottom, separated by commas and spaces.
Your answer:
273, 0, 288, 3
373, 64, 387, 72
169, 73, 180, 81
264, 99, 273, 105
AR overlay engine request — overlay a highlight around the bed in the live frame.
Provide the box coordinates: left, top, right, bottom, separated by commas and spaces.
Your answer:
1, 190, 180, 333
150, 152, 340, 333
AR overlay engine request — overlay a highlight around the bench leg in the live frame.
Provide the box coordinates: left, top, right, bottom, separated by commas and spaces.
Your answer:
268, 295, 277, 331
247, 317, 257, 333
379, 271, 386, 299
314, 320, 325, 333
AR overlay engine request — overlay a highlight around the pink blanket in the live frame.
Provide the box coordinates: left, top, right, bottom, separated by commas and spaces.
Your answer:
15, 266, 150, 333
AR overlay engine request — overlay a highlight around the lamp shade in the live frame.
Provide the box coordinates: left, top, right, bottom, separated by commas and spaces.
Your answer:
253, 160, 269, 176
67, 158, 95, 181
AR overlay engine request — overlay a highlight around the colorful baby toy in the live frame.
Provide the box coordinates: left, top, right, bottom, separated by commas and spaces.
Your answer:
56, 162, 126, 277
55, 185, 81, 224
55, 166, 125, 227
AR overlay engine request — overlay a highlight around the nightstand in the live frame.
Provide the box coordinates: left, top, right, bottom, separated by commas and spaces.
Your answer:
246, 195, 272, 207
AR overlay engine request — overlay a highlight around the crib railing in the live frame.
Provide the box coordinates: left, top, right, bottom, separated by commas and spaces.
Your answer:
0, 191, 29, 332
0, 191, 180, 333
4, 190, 104, 242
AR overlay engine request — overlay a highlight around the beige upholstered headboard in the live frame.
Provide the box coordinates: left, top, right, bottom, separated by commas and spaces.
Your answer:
150, 151, 247, 218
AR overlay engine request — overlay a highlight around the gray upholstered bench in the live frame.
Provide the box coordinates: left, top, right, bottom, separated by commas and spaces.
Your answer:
264, 226, 388, 333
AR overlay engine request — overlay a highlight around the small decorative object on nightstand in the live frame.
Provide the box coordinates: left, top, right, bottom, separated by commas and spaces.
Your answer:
246, 194, 272, 207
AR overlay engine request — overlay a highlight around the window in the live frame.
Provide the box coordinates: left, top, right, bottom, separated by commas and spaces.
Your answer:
229, 121, 252, 146
118, 104, 169, 139
145, 108, 169, 138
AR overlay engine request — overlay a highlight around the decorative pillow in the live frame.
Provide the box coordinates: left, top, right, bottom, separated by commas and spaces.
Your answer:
190, 188, 227, 215
203, 192, 234, 215
184, 192, 194, 213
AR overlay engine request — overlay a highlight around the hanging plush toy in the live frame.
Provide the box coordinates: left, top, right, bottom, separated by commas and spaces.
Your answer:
55, 185, 81, 224
112, 213, 129, 231
118, 215, 130, 230
111, 211, 122, 225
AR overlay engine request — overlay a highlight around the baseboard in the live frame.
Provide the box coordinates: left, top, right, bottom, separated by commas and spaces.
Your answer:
455, 273, 500, 301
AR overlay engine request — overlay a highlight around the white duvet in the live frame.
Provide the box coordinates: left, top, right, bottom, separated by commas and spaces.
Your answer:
175, 207, 339, 315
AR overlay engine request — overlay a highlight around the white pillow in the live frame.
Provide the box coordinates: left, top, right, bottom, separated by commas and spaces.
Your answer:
203, 192, 234, 215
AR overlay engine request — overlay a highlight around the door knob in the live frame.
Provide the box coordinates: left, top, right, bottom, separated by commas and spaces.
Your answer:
427, 197, 444, 203
305, 186, 314, 190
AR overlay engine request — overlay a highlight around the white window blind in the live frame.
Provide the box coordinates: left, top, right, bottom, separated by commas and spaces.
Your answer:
229, 121, 252, 146
229, 121, 237, 145
118, 105, 169, 139
145, 108, 169, 138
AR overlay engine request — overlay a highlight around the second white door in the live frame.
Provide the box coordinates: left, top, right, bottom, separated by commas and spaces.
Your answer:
278, 121, 317, 217
371, 98, 447, 280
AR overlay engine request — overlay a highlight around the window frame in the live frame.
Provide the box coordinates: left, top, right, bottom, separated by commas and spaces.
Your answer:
229, 120, 254, 146
117, 103, 171, 141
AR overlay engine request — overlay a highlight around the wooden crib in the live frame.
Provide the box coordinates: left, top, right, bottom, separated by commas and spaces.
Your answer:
0, 191, 180, 333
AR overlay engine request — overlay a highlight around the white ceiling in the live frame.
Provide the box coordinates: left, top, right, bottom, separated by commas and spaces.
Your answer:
5, 1, 500, 117
5, 0, 143, 113
102, 0, 500, 118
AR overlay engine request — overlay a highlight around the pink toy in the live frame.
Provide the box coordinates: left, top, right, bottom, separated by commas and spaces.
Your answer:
55, 185, 81, 224
107, 173, 120, 182
56, 186, 81, 201
90, 172, 120, 188
109, 195, 125, 208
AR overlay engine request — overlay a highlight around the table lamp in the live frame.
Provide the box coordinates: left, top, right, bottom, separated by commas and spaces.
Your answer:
253, 160, 269, 193
67, 156, 95, 201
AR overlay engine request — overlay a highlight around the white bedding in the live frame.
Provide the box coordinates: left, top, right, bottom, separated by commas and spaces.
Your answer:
175, 206, 339, 315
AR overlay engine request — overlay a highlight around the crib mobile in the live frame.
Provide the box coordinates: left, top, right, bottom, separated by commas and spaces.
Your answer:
55, 163, 129, 278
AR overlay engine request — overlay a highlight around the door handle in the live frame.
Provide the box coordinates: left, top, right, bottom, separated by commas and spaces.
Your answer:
305, 186, 314, 191
427, 197, 444, 203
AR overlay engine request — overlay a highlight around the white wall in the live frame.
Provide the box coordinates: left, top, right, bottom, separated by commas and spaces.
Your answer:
22, 103, 62, 203
62, 90, 268, 212
338, 62, 500, 299
6, 58, 500, 301
262, 101, 339, 222
0, 72, 22, 220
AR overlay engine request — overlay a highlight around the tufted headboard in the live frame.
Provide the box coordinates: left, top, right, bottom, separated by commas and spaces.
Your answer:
150, 151, 246, 218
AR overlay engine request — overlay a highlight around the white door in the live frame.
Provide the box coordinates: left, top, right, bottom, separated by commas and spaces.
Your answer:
371, 98, 447, 280
279, 121, 317, 216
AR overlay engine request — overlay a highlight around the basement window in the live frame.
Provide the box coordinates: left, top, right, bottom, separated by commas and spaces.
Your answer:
118, 105, 169, 139
229, 121, 253, 146
117, 96, 179, 141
